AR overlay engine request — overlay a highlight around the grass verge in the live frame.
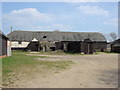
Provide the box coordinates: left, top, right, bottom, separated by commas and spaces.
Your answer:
2, 51, 73, 87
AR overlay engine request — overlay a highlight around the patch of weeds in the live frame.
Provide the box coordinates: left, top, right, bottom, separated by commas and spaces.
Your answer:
38, 56, 50, 58
36, 51, 100, 55
55, 71, 59, 73
41, 61, 73, 69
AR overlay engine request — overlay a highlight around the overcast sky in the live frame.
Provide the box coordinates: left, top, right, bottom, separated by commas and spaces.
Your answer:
1, 2, 118, 35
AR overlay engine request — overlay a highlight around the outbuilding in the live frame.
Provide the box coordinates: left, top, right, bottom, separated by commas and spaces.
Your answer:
0, 31, 11, 57
111, 39, 120, 53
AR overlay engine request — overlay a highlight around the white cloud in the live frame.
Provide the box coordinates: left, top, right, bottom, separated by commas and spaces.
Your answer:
104, 18, 118, 26
36, 24, 72, 30
3, 8, 73, 31
78, 5, 109, 16
3, 8, 54, 26
9, 24, 72, 31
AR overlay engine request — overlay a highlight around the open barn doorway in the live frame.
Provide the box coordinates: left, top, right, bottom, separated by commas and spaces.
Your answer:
67, 41, 81, 53
27, 41, 39, 51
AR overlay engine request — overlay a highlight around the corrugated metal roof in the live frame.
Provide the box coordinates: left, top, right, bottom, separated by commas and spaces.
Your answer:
7, 31, 107, 42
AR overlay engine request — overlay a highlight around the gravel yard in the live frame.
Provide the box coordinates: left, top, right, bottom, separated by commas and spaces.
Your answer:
12, 53, 118, 88
3, 52, 118, 88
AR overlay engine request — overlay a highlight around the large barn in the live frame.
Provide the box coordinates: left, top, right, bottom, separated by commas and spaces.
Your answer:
0, 31, 11, 57
8, 31, 107, 54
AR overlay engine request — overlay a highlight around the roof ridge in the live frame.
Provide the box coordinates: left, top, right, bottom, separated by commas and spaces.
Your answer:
11, 30, 99, 33
8, 30, 106, 42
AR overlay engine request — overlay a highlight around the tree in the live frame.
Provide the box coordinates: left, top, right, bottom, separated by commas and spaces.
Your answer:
103, 32, 118, 42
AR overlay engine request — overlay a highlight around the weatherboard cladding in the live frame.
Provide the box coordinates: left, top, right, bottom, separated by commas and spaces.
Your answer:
112, 39, 120, 47
0, 31, 8, 56
8, 31, 106, 42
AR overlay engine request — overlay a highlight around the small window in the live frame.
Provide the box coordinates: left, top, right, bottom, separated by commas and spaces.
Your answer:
43, 36, 47, 38
50, 47, 55, 51
18, 41, 22, 44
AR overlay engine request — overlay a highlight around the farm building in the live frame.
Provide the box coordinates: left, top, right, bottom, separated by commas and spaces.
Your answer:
8, 31, 107, 54
111, 39, 120, 53
0, 31, 11, 57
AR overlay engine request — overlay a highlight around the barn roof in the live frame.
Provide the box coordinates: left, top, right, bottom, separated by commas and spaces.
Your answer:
111, 39, 120, 46
7, 31, 107, 42
0, 31, 8, 39
0, 31, 6, 36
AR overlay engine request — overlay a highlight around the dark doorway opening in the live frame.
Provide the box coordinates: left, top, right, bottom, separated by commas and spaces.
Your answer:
50, 47, 56, 51
67, 42, 81, 53
27, 41, 39, 51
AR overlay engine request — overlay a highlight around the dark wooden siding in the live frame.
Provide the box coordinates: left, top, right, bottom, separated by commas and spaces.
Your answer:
81, 42, 94, 54
10, 40, 107, 54
56, 41, 81, 53
80, 42, 106, 53
56, 41, 100, 54
55, 42, 62, 50
111, 46, 120, 53
0, 34, 8, 56
110, 39, 120, 53
111, 45, 120, 53
2, 37, 7, 55
0, 34, 2, 55
67, 41, 81, 53
27, 42, 39, 51
95, 42, 107, 51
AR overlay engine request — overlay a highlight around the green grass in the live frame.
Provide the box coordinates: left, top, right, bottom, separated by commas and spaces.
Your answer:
12, 50, 119, 55
2, 51, 73, 87
12, 50, 100, 55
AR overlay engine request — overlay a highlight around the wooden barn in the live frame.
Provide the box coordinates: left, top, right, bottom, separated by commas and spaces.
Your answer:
8, 31, 107, 54
111, 39, 120, 53
0, 31, 11, 57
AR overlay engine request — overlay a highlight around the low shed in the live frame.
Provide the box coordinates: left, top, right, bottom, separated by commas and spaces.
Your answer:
0, 31, 11, 57
111, 39, 120, 53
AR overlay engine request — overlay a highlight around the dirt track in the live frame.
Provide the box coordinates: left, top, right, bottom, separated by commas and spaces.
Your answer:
12, 53, 118, 88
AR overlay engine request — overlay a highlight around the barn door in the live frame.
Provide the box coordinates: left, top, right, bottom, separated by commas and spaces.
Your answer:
89, 43, 93, 54
67, 42, 80, 53
83, 38, 93, 54
84, 43, 89, 54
